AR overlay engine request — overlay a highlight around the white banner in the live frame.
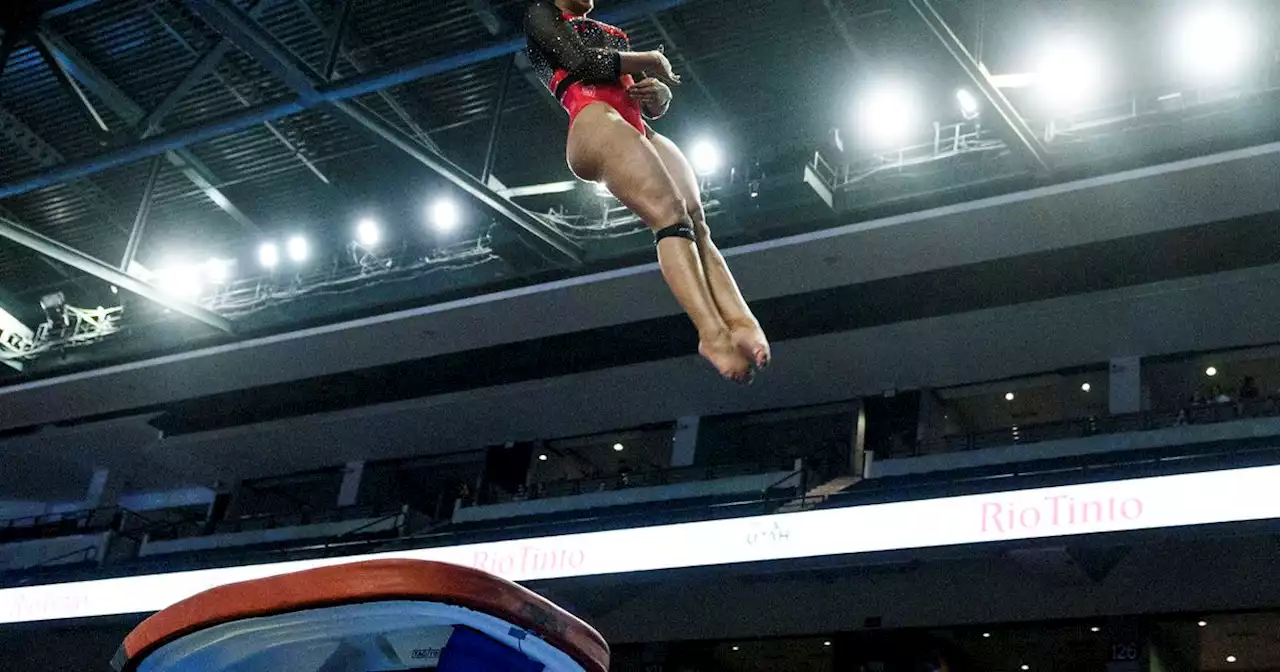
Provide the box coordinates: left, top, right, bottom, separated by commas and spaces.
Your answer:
3, 463, 1278, 625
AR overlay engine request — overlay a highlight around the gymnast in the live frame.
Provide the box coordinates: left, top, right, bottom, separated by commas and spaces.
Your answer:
525, 0, 771, 384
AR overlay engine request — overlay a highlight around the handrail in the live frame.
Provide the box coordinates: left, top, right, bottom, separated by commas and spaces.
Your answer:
318, 508, 407, 550
10, 543, 99, 574
909, 398, 1280, 458
488, 458, 799, 505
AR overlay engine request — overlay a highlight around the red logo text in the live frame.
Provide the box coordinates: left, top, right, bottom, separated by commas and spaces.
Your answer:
981, 495, 1144, 533
471, 545, 586, 576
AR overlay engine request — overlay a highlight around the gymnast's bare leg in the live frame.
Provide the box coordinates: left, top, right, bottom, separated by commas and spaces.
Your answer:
566, 102, 754, 383
647, 130, 771, 369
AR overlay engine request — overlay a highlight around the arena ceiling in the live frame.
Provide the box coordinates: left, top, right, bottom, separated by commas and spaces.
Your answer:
0, 0, 1277, 419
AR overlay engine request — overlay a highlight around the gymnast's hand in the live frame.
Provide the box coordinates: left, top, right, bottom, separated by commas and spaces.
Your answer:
644, 47, 681, 86
628, 78, 672, 114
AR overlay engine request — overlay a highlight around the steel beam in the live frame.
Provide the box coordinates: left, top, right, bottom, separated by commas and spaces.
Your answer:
183, 0, 320, 102
290, 0, 441, 153
322, 0, 354, 82
140, 0, 276, 136
0, 214, 233, 333
0, 28, 15, 81
39, 0, 105, 20
645, 15, 724, 120
481, 56, 514, 185
186, 0, 581, 265
904, 0, 1051, 175
0, 0, 700, 200
0, 104, 129, 236
36, 28, 264, 232
468, 0, 561, 112
144, 1, 330, 184
121, 156, 163, 271
818, 0, 874, 64
30, 32, 112, 140
335, 101, 581, 264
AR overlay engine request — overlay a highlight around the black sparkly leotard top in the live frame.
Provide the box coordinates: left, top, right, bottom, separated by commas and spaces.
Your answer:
524, 0, 632, 103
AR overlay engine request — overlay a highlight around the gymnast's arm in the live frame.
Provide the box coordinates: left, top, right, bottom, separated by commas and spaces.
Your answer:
524, 0, 661, 82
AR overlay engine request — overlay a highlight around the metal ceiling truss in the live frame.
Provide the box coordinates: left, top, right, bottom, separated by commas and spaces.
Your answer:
0, 213, 233, 333
35, 28, 265, 233
0, 0, 699, 202
0, 27, 13, 80
120, 156, 163, 272
322, 0, 354, 82
0, 104, 130, 239
144, 0, 331, 185
903, 0, 1052, 175
644, 14, 725, 120
289, 0, 443, 153
818, 0, 875, 65
468, 0, 561, 113
29, 30, 112, 143
183, 0, 582, 265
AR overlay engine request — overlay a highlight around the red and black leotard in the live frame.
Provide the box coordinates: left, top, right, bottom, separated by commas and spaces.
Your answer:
524, 0, 654, 134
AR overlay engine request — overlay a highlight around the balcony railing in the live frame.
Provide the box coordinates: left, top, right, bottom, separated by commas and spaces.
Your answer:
911, 398, 1280, 457
481, 459, 798, 506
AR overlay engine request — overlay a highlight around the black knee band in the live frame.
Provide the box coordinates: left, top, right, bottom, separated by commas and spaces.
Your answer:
654, 220, 696, 245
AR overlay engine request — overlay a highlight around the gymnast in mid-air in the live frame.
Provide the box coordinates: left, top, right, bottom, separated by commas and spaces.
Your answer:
525, 0, 771, 384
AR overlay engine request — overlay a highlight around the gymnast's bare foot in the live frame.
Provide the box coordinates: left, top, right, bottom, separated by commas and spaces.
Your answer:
729, 321, 771, 370
699, 330, 754, 384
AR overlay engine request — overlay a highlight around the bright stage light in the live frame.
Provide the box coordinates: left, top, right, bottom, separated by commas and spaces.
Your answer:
1036, 37, 1105, 112
1173, 4, 1255, 85
204, 258, 232, 284
356, 218, 381, 247
956, 88, 981, 119
258, 242, 279, 269
286, 235, 309, 263
157, 262, 204, 300
858, 83, 919, 147
689, 140, 722, 175
430, 198, 461, 233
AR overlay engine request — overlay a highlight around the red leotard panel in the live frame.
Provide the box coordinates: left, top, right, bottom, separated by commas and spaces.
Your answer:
526, 5, 647, 135
562, 75, 645, 134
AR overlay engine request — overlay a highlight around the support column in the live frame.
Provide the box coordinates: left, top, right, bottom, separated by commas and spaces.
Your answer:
670, 416, 699, 467
84, 467, 111, 508
337, 460, 365, 508
1110, 356, 1142, 415
851, 399, 867, 478
915, 388, 946, 454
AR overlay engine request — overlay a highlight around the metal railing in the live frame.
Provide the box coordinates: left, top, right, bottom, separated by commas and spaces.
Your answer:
907, 398, 1280, 458
483, 459, 799, 505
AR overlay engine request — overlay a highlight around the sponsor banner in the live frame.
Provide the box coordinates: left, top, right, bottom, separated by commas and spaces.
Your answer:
3, 464, 1279, 625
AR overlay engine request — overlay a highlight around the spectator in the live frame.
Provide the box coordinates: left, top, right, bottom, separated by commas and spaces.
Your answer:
617, 460, 633, 488
1208, 385, 1231, 404
456, 483, 472, 509
1240, 376, 1260, 401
